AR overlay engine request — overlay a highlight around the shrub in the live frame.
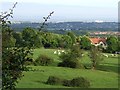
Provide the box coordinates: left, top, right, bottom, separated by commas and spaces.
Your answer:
63, 79, 71, 86
25, 61, 33, 65
70, 77, 90, 88
34, 55, 53, 66
25, 58, 34, 65
46, 76, 90, 88
58, 45, 84, 69
58, 60, 83, 68
46, 76, 63, 85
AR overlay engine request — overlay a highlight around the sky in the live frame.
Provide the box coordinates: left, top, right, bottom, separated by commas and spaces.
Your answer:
0, 0, 119, 22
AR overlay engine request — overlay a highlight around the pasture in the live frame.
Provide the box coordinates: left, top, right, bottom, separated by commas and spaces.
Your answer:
16, 48, 119, 88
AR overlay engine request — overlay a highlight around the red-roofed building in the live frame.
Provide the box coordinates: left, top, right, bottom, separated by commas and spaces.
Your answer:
89, 38, 107, 48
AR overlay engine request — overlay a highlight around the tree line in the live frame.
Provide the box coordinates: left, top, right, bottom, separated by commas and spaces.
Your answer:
10, 27, 120, 53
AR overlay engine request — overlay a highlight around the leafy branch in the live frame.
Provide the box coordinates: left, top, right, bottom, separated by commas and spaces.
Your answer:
39, 11, 54, 31
0, 2, 17, 23
0, 2, 17, 35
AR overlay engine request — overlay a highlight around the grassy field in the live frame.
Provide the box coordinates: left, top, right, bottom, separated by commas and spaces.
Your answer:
16, 48, 119, 88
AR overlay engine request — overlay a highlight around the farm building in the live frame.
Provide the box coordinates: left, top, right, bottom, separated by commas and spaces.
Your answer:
89, 38, 107, 49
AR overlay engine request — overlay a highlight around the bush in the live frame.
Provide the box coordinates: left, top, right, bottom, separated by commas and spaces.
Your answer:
70, 77, 90, 87
46, 76, 63, 85
63, 79, 71, 86
25, 61, 33, 65
58, 45, 84, 69
34, 55, 53, 66
25, 58, 34, 65
58, 60, 83, 68
46, 76, 90, 88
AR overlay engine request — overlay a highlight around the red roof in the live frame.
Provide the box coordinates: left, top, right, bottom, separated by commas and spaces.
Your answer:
89, 38, 106, 44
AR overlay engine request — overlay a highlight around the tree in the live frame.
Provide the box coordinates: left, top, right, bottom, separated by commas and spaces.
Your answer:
13, 32, 23, 47
80, 36, 92, 50
2, 30, 16, 48
34, 31, 43, 48
22, 27, 42, 48
58, 35, 72, 48
2, 47, 32, 89
1, 3, 33, 89
106, 36, 118, 53
89, 46, 103, 70
42, 32, 59, 48
58, 45, 83, 68
67, 31, 76, 44
118, 37, 120, 52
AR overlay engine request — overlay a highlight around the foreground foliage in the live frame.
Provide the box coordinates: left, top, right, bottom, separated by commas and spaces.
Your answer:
1, 3, 33, 89
2, 47, 32, 89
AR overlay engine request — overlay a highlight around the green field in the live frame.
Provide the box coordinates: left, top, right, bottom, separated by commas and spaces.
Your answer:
16, 48, 119, 88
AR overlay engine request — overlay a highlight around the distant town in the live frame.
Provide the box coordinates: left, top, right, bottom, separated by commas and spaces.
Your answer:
89, 31, 120, 36
10, 21, 119, 36
11, 21, 118, 31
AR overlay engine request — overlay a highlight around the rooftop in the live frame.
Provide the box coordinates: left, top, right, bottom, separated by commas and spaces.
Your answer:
89, 38, 106, 44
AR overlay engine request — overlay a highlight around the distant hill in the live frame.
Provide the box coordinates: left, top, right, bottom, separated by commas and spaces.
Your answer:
11, 22, 118, 32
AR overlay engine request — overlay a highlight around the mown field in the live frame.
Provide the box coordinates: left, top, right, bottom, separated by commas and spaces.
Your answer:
16, 48, 119, 88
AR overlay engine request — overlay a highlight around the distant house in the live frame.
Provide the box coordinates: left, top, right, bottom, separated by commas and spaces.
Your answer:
89, 38, 107, 49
